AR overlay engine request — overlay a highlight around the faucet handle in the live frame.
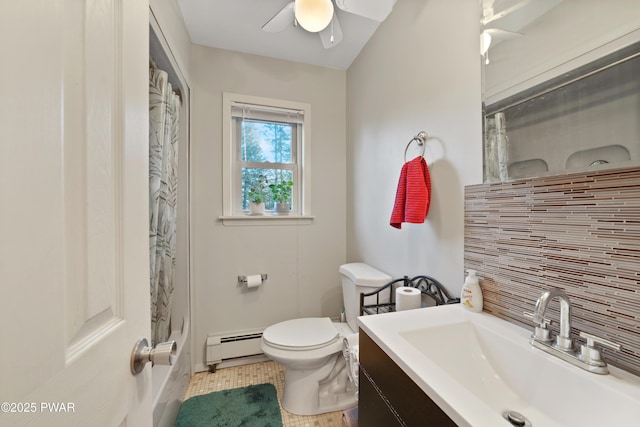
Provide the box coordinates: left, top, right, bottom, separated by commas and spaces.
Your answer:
579, 331, 621, 369
523, 311, 552, 326
579, 331, 621, 351
524, 311, 552, 342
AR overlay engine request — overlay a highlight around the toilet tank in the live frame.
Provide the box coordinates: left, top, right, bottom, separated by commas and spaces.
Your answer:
339, 263, 392, 331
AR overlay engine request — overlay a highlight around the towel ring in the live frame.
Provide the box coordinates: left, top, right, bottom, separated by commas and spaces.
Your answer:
403, 131, 428, 162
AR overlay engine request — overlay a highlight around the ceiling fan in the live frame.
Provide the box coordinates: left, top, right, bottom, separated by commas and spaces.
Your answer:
262, 0, 395, 49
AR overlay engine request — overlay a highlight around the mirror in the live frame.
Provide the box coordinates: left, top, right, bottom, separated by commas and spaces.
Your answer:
480, 0, 640, 182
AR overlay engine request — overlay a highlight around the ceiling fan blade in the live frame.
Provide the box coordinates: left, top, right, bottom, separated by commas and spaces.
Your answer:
485, 28, 522, 43
262, 1, 295, 33
335, 0, 395, 22
319, 14, 343, 49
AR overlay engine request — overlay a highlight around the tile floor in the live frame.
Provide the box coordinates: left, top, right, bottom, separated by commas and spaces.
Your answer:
183, 360, 344, 427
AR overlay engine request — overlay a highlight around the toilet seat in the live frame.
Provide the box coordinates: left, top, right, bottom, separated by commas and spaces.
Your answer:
263, 318, 339, 351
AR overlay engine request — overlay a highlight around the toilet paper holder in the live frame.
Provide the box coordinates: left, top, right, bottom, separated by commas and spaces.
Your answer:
238, 274, 268, 285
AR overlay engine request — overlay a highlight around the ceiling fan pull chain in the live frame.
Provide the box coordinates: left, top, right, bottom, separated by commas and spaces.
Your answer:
330, 17, 335, 44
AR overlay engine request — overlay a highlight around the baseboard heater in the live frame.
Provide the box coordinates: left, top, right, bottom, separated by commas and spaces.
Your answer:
206, 329, 264, 371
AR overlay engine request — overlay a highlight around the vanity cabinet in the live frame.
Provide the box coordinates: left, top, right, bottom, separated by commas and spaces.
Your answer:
359, 329, 457, 427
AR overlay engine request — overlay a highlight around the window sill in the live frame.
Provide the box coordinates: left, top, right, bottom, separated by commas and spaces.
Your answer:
219, 214, 315, 226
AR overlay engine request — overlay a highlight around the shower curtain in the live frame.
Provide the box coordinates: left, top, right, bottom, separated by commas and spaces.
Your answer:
149, 65, 181, 346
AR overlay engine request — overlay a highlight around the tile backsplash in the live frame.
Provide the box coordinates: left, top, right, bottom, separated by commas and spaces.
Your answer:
464, 166, 640, 376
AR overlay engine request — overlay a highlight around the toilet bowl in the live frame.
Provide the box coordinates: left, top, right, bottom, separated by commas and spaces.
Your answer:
261, 263, 392, 416
261, 318, 356, 415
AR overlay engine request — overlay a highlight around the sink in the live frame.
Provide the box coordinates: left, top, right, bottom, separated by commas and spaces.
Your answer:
358, 304, 640, 427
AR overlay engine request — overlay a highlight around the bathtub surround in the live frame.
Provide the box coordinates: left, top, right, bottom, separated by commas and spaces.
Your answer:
464, 166, 640, 376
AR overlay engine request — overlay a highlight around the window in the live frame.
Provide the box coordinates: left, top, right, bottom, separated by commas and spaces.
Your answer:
222, 93, 312, 223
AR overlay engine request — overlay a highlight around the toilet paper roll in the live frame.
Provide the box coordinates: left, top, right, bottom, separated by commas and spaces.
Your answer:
396, 286, 421, 311
246, 274, 262, 288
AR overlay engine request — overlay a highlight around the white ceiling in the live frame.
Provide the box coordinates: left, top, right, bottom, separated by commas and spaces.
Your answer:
176, 0, 391, 70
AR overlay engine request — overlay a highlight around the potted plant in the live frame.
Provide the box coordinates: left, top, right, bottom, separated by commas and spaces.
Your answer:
247, 174, 268, 215
269, 179, 294, 215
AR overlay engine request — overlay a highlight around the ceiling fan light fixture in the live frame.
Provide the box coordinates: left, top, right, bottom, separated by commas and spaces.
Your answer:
295, 0, 334, 33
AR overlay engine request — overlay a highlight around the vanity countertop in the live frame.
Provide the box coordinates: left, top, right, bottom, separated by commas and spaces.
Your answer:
358, 304, 640, 427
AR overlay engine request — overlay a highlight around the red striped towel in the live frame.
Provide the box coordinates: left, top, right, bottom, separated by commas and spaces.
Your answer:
390, 156, 431, 229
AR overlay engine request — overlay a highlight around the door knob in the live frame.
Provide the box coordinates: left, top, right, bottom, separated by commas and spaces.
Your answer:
130, 338, 177, 375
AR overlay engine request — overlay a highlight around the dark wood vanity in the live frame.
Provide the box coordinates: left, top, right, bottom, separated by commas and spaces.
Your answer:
359, 329, 457, 426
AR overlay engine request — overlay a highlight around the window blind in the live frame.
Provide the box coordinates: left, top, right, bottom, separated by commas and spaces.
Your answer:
230, 102, 304, 124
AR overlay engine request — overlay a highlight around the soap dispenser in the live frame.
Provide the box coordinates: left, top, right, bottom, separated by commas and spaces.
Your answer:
461, 269, 483, 312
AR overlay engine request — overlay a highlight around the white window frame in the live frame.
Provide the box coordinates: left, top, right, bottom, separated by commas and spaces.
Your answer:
221, 92, 313, 225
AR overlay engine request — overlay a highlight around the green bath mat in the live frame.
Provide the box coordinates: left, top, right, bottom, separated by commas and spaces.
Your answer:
175, 383, 283, 427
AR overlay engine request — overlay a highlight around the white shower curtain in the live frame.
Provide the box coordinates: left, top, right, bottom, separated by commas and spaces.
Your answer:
149, 65, 181, 346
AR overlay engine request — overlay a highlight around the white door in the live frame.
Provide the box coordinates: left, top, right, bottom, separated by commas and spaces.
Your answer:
1, 1, 151, 426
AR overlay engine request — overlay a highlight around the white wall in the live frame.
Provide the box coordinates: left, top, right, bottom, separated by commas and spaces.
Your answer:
346, 0, 483, 296
190, 45, 347, 370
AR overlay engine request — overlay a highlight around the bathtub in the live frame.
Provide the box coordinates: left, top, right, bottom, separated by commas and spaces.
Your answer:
152, 316, 191, 427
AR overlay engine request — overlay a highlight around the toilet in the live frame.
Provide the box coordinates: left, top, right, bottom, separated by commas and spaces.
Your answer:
260, 263, 391, 416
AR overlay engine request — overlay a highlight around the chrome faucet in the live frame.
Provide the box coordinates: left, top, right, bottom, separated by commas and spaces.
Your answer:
533, 288, 573, 351
526, 288, 621, 375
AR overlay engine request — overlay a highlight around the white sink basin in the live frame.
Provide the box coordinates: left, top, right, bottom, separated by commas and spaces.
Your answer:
358, 304, 640, 427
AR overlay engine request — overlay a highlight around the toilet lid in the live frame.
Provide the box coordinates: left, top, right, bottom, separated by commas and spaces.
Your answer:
263, 318, 339, 350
